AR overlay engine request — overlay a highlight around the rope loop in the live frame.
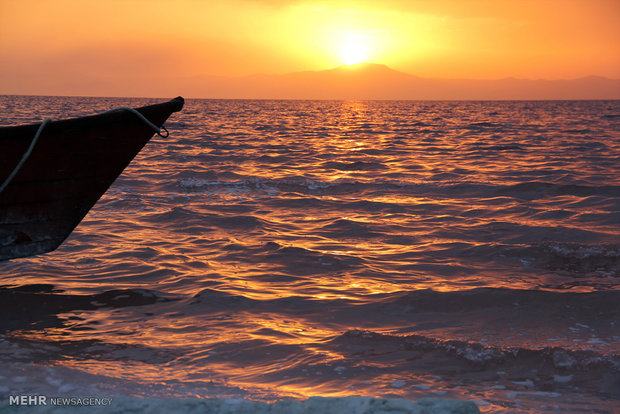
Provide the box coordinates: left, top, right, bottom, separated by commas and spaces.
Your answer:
158, 125, 170, 138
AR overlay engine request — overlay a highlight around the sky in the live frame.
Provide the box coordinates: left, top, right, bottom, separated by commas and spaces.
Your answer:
0, 0, 619, 97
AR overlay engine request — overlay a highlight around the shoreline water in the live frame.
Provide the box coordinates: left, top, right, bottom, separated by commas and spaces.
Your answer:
0, 395, 480, 414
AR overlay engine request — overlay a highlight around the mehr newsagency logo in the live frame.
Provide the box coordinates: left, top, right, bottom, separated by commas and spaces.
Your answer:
9, 395, 113, 406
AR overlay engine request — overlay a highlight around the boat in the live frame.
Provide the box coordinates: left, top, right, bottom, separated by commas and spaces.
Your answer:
0, 96, 184, 261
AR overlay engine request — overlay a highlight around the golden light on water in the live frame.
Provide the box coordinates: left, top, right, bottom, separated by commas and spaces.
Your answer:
2, 94, 618, 413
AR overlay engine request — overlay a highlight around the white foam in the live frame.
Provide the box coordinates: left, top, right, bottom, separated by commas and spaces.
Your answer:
512, 379, 535, 388
390, 379, 406, 388
553, 374, 573, 383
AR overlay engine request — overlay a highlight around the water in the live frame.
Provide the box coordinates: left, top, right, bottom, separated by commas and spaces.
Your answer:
0, 96, 619, 413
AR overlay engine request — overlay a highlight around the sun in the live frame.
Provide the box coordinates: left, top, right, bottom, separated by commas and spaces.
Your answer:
339, 32, 369, 65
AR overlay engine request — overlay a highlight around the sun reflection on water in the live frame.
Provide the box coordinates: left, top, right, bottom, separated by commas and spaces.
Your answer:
1, 98, 619, 409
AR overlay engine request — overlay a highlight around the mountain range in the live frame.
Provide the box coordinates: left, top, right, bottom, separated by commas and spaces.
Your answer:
190, 63, 620, 100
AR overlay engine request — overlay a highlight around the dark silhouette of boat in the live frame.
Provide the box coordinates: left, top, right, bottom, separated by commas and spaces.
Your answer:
0, 96, 184, 261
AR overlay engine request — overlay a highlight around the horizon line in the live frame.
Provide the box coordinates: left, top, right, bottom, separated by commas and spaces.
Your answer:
2, 93, 619, 102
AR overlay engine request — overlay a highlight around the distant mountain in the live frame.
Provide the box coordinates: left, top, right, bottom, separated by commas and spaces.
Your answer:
190, 63, 620, 100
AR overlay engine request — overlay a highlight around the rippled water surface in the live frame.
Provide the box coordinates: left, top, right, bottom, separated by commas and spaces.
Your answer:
1, 96, 619, 412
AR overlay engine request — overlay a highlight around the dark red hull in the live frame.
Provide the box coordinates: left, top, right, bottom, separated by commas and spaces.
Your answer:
0, 97, 184, 260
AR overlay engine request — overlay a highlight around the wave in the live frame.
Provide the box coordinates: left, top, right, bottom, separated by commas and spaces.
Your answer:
321, 161, 388, 171
332, 329, 619, 371
187, 286, 620, 333
177, 176, 620, 199
363, 287, 620, 315
325, 330, 620, 400
601, 113, 620, 119
498, 181, 620, 198
0, 285, 169, 333
534, 242, 620, 274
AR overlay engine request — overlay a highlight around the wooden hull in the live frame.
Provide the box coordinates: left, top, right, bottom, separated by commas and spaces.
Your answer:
0, 97, 184, 260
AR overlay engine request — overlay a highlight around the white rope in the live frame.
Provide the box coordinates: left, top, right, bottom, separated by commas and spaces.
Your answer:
0, 118, 51, 194
110, 107, 169, 138
0, 107, 169, 195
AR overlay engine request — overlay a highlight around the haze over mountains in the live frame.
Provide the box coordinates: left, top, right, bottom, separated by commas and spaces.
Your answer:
3, 62, 618, 100
194, 63, 620, 100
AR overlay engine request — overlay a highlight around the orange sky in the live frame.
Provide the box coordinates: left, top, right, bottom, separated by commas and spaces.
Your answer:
1, 0, 618, 97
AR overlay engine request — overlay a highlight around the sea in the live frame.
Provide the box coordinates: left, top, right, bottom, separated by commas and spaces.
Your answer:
0, 96, 618, 413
